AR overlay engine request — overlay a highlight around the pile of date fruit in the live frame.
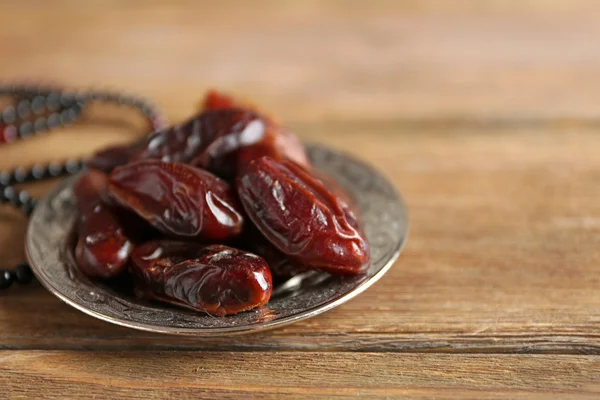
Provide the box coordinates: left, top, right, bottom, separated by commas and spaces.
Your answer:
73, 90, 370, 316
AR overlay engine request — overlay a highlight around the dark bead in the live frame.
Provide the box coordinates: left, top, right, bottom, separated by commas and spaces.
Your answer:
21, 200, 35, 216
0, 270, 13, 289
31, 96, 46, 114
15, 263, 33, 284
65, 159, 83, 174
34, 117, 47, 132
48, 162, 63, 176
19, 121, 33, 137
31, 164, 46, 180
46, 92, 61, 111
47, 113, 60, 128
2, 186, 15, 201
17, 100, 31, 119
59, 110, 72, 125
13, 167, 28, 182
18, 191, 30, 204
0, 170, 10, 185
2, 105, 16, 123
60, 91, 76, 107
9, 192, 21, 206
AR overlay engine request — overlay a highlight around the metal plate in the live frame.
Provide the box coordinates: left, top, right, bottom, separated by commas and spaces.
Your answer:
25, 145, 408, 335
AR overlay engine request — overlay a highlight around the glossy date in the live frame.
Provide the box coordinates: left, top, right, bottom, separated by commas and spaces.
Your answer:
87, 140, 146, 172
73, 88, 373, 316
202, 89, 242, 111
75, 203, 133, 279
88, 90, 310, 180
131, 240, 211, 271
131, 243, 272, 316
197, 90, 311, 178
134, 108, 259, 165
240, 227, 308, 279
88, 108, 259, 172
108, 160, 244, 240
237, 156, 370, 275
73, 169, 110, 212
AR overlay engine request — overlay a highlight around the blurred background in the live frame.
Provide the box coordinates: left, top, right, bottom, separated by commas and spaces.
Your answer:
4, 0, 600, 122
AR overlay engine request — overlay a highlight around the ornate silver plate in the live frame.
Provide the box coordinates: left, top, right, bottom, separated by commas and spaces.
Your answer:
25, 145, 408, 335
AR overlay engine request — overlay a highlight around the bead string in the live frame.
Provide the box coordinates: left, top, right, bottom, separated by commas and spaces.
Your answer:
0, 85, 83, 144
0, 84, 167, 289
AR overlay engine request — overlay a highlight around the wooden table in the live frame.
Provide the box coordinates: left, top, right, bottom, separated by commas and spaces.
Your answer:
2, 1, 600, 398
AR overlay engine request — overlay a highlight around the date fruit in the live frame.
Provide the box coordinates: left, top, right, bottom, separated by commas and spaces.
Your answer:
237, 156, 370, 275
75, 203, 133, 279
87, 140, 147, 172
241, 228, 307, 279
108, 160, 244, 240
131, 240, 210, 271
88, 108, 259, 172
73, 169, 110, 212
134, 108, 259, 165
202, 89, 277, 124
312, 170, 362, 229
131, 243, 272, 316
203, 89, 241, 111
197, 89, 310, 178
89, 90, 310, 179
234, 132, 309, 175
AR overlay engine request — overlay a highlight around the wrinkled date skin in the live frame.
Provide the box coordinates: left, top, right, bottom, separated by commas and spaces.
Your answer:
313, 170, 362, 228
134, 108, 258, 164
131, 243, 272, 316
198, 90, 311, 178
75, 203, 134, 279
108, 160, 244, 240
237, 156, 370, 275
89, 90, 310, 179
88, 109, 258, 172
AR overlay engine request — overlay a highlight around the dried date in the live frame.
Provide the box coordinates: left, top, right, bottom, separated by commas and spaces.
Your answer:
87, 140, 147, 172
75, 203, 133, 279
240, 227, 308, 279
202, 89, 241, 111
313, 170, 362, 229
237, 156, 370, 275
197, 90, 311, 178
73, 169, 110, 211
131, 240, 210, 271
108, 160, 244, 240
131, 243, 272, 316
133, 108, 258, 164
202, 90, 277, 124
88, 108, 258, 172
89, 90, 310, 179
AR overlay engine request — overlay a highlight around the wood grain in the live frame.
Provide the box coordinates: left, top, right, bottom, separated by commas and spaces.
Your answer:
2, 124, 599, 355
2, 352, 600, 399
3, 1, 600, 122
1, 1, 600, 398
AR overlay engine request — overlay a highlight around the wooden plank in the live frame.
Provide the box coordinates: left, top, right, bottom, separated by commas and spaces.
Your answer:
2, 1, 600, 122
2, 123, 600, 353
1, 351, 599, 399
